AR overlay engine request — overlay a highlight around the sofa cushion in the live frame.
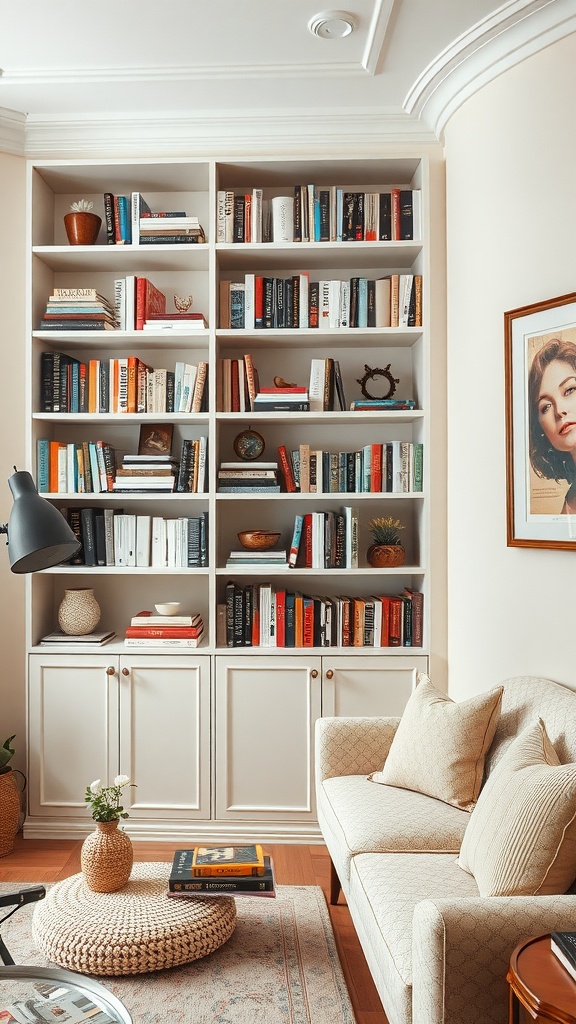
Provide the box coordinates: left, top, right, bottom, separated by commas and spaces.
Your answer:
318, 774, 469, 886
371, 675, 503, 810
458, 718, 576, 896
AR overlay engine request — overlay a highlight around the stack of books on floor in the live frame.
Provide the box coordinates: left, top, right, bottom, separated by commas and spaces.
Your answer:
39, 287, 117, 331
217, 461, 280, 493
168, 845, 276, 898
124, 611, 205, 648
226, 549, 289, 569
113, 454, 179, 493
253, 387, 310, 412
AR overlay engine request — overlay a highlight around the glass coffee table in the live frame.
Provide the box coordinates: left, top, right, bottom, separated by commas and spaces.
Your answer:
0, 965, 132, 1023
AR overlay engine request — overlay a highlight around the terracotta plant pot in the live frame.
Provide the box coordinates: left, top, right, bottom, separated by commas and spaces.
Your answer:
64, 211, 102, 245
367, 544, 406, 568
81, 819, 133, 892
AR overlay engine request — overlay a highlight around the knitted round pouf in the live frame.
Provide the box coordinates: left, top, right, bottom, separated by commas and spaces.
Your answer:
32, 862, 236, 975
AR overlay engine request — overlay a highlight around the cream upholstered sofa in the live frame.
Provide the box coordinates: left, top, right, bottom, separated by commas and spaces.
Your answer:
315, 675, 576, 1024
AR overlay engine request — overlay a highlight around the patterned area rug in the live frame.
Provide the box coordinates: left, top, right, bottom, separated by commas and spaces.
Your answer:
0, 874, 356, 1024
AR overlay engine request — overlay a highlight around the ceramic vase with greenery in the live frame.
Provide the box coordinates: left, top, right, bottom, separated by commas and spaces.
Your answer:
81, 775, 134, 892
366, 517, 406, 567
0, 735, 21, 857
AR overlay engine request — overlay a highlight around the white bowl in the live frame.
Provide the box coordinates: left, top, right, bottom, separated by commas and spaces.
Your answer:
154, 602, 182, 616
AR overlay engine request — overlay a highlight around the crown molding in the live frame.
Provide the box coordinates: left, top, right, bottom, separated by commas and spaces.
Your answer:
0, 106, 26, 155
20, 108, 436, 159
0, 61, 365, 87
362, 0, 395, 75
404, 0, 576, 139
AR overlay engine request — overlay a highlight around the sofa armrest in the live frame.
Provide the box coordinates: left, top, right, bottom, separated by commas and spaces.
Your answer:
412, 894, 576, 1024
315, 716, 400, 782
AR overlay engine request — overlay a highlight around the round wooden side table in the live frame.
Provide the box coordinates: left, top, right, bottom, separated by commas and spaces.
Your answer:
507, 934, 576, 1024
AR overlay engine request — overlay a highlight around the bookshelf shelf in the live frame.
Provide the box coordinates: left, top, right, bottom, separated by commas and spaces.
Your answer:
25, 153, 435, 842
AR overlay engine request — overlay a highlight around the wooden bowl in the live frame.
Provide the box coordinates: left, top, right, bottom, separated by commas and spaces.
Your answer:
238, 531, 281, 551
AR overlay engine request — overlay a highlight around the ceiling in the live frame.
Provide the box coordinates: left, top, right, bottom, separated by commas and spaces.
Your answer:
0, 0, 574, 151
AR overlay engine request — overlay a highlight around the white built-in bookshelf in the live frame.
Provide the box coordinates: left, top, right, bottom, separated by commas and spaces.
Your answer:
26, 156, 432, 842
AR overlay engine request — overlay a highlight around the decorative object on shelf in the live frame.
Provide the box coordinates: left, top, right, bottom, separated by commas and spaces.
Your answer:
81, 775, 134, 892
64, 200, 102, 246
233, 427, 266, 461
366, 516, 406, 567
138, 422, 174, 456
174, 293, 193, 312
273, 376, 297, 389
238, 531, 281, 551
0, 734, 21, 857
57, 588, 101, 635
356, 364, 399, 401
154, 602, 182, 616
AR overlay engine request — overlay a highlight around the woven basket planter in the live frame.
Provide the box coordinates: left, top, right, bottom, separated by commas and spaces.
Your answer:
81, 819, 133, 892
0, 769, 21, 857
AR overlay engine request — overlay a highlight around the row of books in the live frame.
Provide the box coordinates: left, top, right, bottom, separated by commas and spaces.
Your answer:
217, 187, 421, 243
64, 510, 208, 568
217, 460, 280, 494
221, 582, 423, 648
40, 352, 208, 415
287, 508, 359, 569
37, 439, 207, 494
37, 282, 206, 334
278, 442, 423, 494
103, 191, 205, 246
220, 273, 422, 329
216, 354, 346, 413
168, 845, 275, 897
125, 611, 205, 646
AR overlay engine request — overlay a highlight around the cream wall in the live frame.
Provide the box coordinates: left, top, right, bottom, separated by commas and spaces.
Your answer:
443, 32, 576, 698
0, 153, 27, 770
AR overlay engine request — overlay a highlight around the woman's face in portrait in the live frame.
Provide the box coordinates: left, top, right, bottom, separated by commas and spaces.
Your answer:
538, 358, 576, 454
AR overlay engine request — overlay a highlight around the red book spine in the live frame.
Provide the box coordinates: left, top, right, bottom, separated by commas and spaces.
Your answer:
230, 359, 240, 412
254, 276, 264, 328
278, 445, 297, 492
275, 590, 286, 648
303, 598, 314, 647
370, 443, 383, 493
125, 626, 204, 639
392, 188, 401, 241
378, 596, 391, 647
388, 597, 403, 646
302, 514, 313, 568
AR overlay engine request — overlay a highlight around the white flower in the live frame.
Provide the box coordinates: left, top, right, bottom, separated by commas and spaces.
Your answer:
70, 199, 94, 213
89, 780, 102, 795
114, 774, 130, 787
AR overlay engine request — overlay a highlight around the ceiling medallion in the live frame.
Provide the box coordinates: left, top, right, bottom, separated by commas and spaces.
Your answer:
308, 10, 358, 39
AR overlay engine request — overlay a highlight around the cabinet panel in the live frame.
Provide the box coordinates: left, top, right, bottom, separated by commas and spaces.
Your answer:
321, 655, 427, 718
215, 656, 321, 821
119, 655, 210, 820
28, 655, 118, 817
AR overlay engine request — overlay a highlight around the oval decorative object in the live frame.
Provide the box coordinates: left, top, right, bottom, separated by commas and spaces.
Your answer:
367, 544, 406, 568
81, 819, 133, 893
58, 588, 101, 635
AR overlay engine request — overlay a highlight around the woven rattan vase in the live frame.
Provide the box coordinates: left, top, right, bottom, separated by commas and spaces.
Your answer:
0, 770, 21, 857
81, 819, 133, 892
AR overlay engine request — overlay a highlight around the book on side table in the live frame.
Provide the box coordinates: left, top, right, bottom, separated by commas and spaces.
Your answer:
168, 847, 276, 897
551, 932, 576, 982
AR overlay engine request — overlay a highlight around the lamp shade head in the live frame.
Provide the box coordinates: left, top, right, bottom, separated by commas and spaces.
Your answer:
6, 471, 81, 573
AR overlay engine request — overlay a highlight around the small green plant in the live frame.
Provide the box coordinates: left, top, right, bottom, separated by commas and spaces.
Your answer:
70, 199, 94, 213
85, 775, 134, 822
367, 516, 405, 546
0, 735, 15, 774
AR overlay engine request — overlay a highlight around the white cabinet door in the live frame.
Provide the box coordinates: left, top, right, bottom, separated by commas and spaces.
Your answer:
321, 655, 428, 718
215, 656, 322, 823
28, 654, 119, 818
118, 655, 211, 821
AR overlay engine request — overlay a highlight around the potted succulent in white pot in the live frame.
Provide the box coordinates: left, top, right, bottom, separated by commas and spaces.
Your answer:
0, 735, 21, 857
64, 199, 102, 245
366, 516, 406, 568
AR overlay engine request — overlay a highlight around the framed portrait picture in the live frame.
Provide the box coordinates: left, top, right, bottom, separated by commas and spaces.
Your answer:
505, 291, 576, 548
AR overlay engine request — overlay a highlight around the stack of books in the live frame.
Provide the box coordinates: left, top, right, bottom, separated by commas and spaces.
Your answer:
168, 845, 276, 898
113, 454, 179, 493
217, 461, 280, 493
124, 611, 205, 648
253, 387, 310, 412
39, 287, 116, 331
226, 549, 288, 570
138, 214, 206, 245
40, 629, 116, 647
143, 312, 208, 330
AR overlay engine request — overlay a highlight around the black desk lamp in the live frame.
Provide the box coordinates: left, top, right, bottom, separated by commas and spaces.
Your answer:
0, 469, 80, 573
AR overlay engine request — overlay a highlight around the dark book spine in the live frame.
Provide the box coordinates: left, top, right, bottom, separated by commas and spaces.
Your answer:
342, 192, 355, 241
263, 278, 275, 329
80, 507, 97, 566
94, 511, 106, 566
319, 190, 330, 241
353, 193, 364, 240
233, 195, 245, 242
243, 585, 253, 647
99, 360, 110, 413
68, 507, 85, 564
187, 516, 200, 566
176, 439, 194, 492
225, 581, 235, 647
166, 370, 175, 413
293, 185, 302, 242
275, 277, 285, 329
103, 192, 116, 244
379, 192, 392, 240
309, 281, 319, 328
291, 275, 299, 328
233, 585, 245, 646
349, 278, 359, 328
367, 280, 376, 328
399, 189, 414, 240
40, 352, 54, 412
285, 593, 296, 647
199, 512, 208, 567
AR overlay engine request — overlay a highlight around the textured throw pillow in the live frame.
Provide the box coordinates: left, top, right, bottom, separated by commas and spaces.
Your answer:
457, 718, 576, 896
371, 674, 503, 810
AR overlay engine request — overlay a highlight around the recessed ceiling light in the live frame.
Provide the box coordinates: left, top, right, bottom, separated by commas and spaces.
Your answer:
308, 10, 358, 39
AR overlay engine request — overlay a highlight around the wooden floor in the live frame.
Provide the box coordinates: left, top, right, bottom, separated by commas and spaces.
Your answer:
0, 838, 388, 1024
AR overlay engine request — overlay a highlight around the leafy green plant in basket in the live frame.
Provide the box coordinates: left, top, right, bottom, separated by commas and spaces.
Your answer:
0, 735, 15, 775
366, 516, 406, 568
